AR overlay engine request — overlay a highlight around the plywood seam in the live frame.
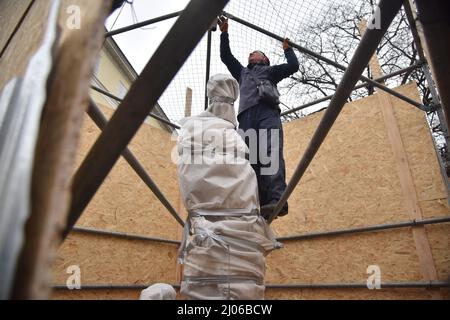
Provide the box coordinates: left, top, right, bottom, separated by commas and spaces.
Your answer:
0, 0, 35, 60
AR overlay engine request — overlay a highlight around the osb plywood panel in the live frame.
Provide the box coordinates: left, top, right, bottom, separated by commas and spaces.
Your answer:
265, 288, 448, 300
276, 89, 407, 236
392, 84, 449, 218
425, 224, 450, 279
267, 83, 450, 299
72, 104, 180, 240
56, 84, 450, 300
54, 233, 179, 285
0, 0, 34, 55
275, 82, 450, 237
420, 199, 449, 218
266, 229, 423, 284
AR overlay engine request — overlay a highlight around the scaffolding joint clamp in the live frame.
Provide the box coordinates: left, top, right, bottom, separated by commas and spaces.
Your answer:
424, 103, 441, 113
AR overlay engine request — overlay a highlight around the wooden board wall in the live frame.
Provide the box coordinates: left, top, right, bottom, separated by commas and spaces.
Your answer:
53, 103, 180, 299
53, 234, 179, 291
266, 82, 450, 299
0, 0, 34, 57
273, 83, 448, 237
53, 83, 450, 299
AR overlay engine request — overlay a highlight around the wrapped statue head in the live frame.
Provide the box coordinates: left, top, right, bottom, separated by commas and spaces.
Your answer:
203, 73, 239, 126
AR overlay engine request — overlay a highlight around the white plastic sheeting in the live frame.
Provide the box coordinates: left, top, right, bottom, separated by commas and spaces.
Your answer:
177, 116, 258, 213
177, 74, 281, 300
179, 213, 280, 300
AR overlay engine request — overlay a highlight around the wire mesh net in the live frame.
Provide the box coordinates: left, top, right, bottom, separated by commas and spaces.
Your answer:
156, 0, 356, 124
107, 0, 422, 124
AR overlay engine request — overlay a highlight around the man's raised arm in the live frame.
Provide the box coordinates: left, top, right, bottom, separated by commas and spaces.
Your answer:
218, 18, 243, 82
271, 38, 300, 84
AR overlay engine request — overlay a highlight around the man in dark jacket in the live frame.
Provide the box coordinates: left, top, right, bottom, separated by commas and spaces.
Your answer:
218, 18, 299, 219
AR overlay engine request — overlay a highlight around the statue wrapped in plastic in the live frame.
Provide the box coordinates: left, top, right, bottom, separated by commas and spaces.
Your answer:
177, 74, 281, 300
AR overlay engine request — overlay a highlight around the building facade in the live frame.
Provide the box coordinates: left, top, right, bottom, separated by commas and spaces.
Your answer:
90, 35, 174, 133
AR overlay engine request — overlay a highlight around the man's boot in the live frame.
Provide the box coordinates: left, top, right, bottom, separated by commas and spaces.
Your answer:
260, 202, 288, 220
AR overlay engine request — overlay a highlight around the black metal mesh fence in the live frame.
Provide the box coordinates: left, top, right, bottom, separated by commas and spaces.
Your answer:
108, 0, 421, 125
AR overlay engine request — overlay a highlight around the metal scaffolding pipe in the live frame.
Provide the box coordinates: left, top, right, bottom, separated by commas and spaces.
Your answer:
223, 11, 433, 112
204, 29, 212, 110
72, 215, 450, 245
90, 85, 180, 129
66, 0, 228, 240
277, 216, 450, 241
75, 100, 185, 230
53, 280, 449, 290
53, 284, 180, 290
105, 10, 183, 37
72, 226, 181, 245
281, 62, 422, 117
268, 0, 405, 223
266, 281, 450, 289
